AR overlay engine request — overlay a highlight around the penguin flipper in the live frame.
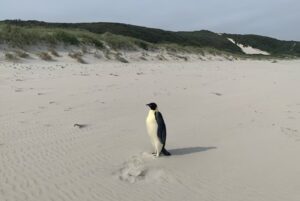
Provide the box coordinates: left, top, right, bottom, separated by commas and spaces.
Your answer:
155, 111, 166, 145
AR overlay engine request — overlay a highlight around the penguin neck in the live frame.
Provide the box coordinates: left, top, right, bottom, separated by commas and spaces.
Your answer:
148, 109, 158, 114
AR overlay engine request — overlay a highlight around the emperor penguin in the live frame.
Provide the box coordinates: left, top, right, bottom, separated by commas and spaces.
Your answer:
146, 102, 171, 157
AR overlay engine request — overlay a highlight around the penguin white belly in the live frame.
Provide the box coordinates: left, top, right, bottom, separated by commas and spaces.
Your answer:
146, 111, 163, 155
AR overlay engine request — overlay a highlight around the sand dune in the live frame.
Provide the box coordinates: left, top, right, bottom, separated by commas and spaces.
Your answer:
1, 58, 300, 201
227, 38, 270, 55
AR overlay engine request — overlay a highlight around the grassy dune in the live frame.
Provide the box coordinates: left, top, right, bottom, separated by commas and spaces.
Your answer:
0, 23, 239, 58
0, 24, 160, 52
0, 20, 299, 59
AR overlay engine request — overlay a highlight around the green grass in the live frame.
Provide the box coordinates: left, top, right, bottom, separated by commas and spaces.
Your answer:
223, 33, 300, 57
0, 23, 153, 51
54, 31, 79, 45
0, 24, 105, 48
0, 20, 299, 58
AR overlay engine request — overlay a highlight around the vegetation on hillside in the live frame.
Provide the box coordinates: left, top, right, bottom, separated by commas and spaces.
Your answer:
0, 23, 160, 52
0, 20, 243, 53
0, 20, 299, 57
224, 34, 300, 56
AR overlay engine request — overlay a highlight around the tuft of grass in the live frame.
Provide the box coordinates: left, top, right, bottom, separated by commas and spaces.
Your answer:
68, 51, 83, 58
178, 55, 188, 61
139, 56, 147, 61
68, 51, 86, 64
169, 52, 188, 61
133, 40, 156, 51
5, 52, 18, 61
198, 50, 205, 56
15, 50, 29, 58
156, 54, 167, 61
103, 49, 112, 59
115, 53, 129, 63
77, 57, 86, 64
81, 46, 88, 54
38, 52, 52, 61
49, 48, 60, 57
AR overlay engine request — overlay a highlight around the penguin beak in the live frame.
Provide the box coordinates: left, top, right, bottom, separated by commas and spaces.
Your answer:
146, 103, 149, 107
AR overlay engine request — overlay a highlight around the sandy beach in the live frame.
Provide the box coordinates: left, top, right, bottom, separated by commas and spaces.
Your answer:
1, 58, 300, 201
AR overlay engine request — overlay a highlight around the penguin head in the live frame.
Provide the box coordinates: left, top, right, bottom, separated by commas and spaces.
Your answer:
146, 102, 157, 110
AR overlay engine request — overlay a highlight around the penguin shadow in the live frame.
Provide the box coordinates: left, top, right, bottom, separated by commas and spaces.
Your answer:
169, 146, 217, 156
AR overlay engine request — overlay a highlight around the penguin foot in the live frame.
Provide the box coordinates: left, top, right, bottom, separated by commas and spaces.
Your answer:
161, 148, 171, 156
151, 152, 160, 158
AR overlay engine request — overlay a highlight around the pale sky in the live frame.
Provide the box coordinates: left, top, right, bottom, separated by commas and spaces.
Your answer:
1, 0, 299, 40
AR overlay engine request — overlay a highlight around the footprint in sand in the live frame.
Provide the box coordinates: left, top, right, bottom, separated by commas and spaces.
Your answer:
114, 156, 147, 183
64, 107, 73, 111
113, 153, 170, 183
280, 127, 299, 140
14, 88, 23, 92
44, 124, 52, 127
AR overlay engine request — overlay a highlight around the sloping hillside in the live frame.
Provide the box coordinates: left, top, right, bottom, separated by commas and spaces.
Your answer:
224, 33, 300, 56
0, 20, 299, 57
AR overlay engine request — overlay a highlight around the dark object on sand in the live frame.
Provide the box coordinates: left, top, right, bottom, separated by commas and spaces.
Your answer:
212, 92, 222, 96
73, 124, 88, 129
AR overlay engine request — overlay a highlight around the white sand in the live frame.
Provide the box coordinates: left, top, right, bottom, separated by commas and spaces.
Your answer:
1, 58, 300, 201
227, 38, 270, 55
